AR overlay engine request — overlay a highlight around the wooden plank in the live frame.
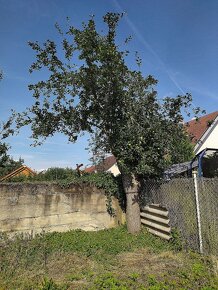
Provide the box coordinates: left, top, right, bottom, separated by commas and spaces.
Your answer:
141, 218, 171, 233
140, 212, 170, 225
147, 227, 171, 240
149, 204, 168, 211
141, 206, 169, 217
141, 204, 172, 240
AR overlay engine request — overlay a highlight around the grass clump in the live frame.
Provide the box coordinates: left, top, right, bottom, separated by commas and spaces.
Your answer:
41, 225, 171, 259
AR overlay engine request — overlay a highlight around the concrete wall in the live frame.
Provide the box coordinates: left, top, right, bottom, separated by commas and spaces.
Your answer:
0, 183, 125, 235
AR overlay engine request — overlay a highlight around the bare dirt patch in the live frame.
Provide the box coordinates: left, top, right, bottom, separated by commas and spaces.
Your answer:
116, 249, 184, 278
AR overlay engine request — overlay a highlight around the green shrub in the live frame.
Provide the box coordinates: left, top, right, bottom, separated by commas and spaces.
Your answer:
170, 228, 183, 252
7, 167, 78, 182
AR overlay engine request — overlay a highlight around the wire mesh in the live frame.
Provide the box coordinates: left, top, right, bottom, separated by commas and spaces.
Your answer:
140, 177, 218, 255
198, 178, 218, 255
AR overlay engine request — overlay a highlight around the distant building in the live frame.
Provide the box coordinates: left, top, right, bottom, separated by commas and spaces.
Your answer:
0, 165, 36, 182
166, 111, 218, 178
84, 155, 120, 176
186, 111, 218, 155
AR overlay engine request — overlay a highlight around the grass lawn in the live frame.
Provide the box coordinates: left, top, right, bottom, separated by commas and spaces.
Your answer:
0, 226, 217, 289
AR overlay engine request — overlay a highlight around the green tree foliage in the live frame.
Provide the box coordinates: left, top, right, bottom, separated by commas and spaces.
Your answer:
3, 13, 202, 232
37, 167, 77, 181
0, 142, 24, 178
202, 152, 218, 177
0, 142, 9, 166
7, 167, 78, 182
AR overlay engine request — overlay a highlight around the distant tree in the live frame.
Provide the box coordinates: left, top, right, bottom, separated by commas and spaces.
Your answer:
3, 13, 201, 233
37, 167, 77, 181
0, 142, 9, 165
0, 143, 24, 178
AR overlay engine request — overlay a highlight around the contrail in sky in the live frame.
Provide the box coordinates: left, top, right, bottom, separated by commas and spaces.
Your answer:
113, 0, 186, 95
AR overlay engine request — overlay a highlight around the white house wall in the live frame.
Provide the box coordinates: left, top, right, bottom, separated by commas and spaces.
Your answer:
195, 118, 218, 155
106, 163, 120, 176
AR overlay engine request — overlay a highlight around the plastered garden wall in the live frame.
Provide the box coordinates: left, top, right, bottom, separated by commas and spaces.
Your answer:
0, 183, 125, 234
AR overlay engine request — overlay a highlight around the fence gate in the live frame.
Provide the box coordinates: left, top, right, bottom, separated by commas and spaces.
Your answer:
140, 204, 171, 240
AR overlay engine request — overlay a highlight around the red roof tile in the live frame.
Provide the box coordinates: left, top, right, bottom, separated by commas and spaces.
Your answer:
186, 111, 218, 144
99, 155, 116, 171
84, 165, 96, 173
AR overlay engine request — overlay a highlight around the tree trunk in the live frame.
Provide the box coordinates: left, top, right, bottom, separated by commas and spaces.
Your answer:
122, 173, 141, 234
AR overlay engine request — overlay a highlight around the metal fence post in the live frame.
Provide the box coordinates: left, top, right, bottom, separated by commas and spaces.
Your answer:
193, 171, 203, 254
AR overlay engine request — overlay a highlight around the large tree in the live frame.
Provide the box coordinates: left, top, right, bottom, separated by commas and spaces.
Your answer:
3, 13, 198, 233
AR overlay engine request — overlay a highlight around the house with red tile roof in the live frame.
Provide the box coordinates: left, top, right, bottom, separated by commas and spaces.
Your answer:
165, 111, 218, 178
186, 111, 218, 155
84, 155, 120, 176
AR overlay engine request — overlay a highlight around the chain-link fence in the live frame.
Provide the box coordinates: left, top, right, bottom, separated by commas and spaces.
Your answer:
198, 178, 218, 255
140, 177, 218, 255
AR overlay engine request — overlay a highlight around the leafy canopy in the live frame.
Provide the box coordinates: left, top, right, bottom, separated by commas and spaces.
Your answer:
4, 13, 199, 177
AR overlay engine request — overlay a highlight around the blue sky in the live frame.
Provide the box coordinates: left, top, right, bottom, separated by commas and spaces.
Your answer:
0, 0, 217, 171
